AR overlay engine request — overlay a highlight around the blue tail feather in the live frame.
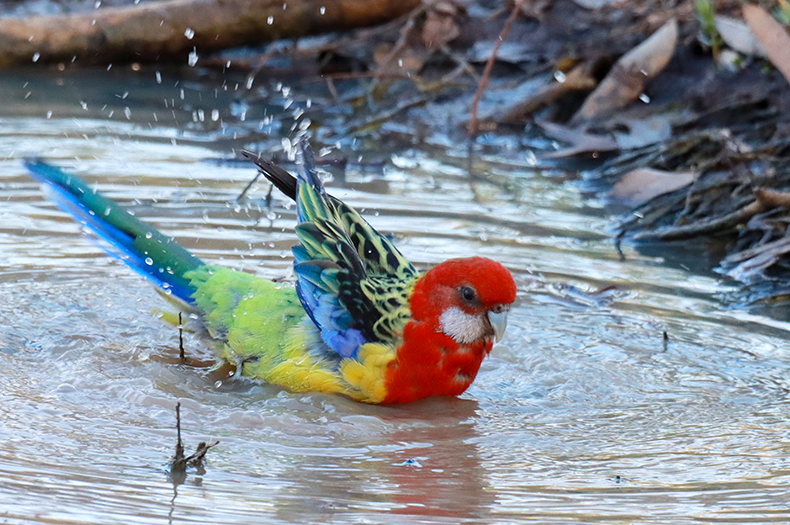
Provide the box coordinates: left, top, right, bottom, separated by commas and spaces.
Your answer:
25, 160, 204, 305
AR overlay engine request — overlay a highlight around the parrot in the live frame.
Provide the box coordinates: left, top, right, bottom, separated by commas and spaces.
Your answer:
24, 142, 517, 403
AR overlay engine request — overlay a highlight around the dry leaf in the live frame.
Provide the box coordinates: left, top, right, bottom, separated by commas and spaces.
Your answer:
743, 4, 790, 86
537, 120, 619, 158
571, 18, 678, 123
422, 10, 460, 50
608, 168, 695, 207
373, 43, 425, 74
715, 15, 767, 58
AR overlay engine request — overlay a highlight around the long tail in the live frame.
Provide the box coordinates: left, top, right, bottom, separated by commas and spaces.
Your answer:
24, 160, 204, 305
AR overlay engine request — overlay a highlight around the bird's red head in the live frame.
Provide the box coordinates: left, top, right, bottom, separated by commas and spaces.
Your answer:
410, 257, 517, 342
383, 257, 517, 403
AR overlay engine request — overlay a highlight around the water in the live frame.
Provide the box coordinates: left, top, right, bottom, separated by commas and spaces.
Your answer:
2, 67, 790, 524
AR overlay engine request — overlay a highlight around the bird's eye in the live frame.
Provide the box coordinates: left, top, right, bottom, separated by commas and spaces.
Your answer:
461, 286, 476, 302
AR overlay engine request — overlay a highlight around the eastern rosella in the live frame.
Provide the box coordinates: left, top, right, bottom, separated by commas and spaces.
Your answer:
24, 143, 517, 403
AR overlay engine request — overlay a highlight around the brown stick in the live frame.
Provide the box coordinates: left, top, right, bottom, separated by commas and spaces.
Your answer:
631, 199, 765, 241
0, 0, 420, 68
467, 0, 525, 137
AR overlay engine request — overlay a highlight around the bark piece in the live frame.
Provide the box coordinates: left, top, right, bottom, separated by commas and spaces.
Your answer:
0, 0, 421, 68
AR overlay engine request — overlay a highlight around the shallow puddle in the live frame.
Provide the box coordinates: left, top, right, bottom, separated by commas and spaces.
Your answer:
1, 67, 790, 524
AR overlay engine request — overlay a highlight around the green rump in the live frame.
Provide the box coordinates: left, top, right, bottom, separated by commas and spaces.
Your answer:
186, 266, 308, 373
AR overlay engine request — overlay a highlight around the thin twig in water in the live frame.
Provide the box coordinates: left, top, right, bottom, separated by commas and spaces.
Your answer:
169, 402, 220, 476
467, 0, 526, 137
172, 402, 185, 467
236, 171, 262, 203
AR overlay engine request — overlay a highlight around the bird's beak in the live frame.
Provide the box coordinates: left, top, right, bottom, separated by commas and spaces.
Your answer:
487, 310, 508, 343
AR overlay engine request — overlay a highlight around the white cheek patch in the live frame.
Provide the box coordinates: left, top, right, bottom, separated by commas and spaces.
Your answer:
439, 307, 486, 344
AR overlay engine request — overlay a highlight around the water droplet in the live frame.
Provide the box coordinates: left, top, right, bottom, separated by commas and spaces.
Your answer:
246, 76, 254, 89
144, 257, 153, 265
184, 27, 195, 39
320, 6, 325, 14
188, 47, 198, 66
46, 110, 52, 119
267, 210, 277, 221
211, 109, 219, 121
32, 52, 41, 62
267, 15, 274, 24
231, 100, 248, 121
145, 231, 153, 239
94, 0, 101, 7
124, 107, 131, 119
525, 150, 538, 166
553, 70, 566, 83
155, 71, 162, 84
639, 93, 651, 104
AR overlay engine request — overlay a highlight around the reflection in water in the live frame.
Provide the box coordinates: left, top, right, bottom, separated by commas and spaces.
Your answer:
270, 398, 493, 523
2, 67, 790, 524
385, 400, 494, 522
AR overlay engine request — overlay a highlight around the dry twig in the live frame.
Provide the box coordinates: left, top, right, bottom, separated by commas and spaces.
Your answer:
467, 0, 526, 137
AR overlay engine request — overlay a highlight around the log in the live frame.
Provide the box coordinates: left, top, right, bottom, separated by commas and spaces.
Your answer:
0, 0, 420, 68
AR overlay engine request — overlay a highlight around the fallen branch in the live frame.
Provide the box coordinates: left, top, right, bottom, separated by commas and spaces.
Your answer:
0, 0, 421, 68
630, 199, 765, 241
